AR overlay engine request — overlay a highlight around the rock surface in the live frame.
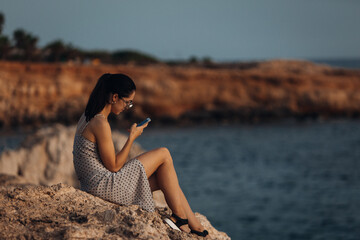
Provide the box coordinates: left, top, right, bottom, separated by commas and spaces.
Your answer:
0, 174, 230, 239
0, 125, 230, 239
1, 60, 360, 128
0, 124, 144, 187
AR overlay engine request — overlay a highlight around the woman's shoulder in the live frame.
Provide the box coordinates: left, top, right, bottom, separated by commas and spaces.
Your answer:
89, 115, 111, 134
80, 114, 111, 143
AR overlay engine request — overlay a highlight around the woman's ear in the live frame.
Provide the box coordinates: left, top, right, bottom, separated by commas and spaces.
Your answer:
112, 93, 118, 102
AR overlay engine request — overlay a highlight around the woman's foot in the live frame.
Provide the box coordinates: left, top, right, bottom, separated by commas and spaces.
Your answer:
188, 219, 209, 237
170, 213, 191, 233
191, 229, 209, 237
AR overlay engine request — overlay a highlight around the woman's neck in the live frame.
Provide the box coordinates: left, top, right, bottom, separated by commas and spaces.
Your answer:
99, 104, 111, 119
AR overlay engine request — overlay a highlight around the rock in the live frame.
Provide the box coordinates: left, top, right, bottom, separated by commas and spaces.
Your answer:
1, 60, 360, 128
0, 124, 145, 187
0, 174, 230, 239
0, 125, 230, 238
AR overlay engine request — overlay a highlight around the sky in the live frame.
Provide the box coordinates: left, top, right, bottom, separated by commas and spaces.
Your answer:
1, 0, 360, 61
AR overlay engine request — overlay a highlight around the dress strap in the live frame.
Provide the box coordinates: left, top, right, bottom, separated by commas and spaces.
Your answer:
77, 113, 90, 135
77, 113, 106, 135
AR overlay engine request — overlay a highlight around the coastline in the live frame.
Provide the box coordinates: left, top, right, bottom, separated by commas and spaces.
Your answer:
0, 59, 360, 130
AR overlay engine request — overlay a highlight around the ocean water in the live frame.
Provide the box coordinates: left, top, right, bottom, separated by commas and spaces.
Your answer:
136, 119, 360, 240
310, 59, 360, 70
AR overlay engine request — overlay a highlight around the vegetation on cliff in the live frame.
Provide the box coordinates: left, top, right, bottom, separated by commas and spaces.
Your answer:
0, 12, 161, 65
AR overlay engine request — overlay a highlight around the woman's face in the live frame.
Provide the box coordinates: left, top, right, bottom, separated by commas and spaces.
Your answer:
111, 91, 136, 115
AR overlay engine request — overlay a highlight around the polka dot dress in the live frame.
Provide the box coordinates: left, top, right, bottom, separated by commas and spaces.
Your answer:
72, 114, 155, 212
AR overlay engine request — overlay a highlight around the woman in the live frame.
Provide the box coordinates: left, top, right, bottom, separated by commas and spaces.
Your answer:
73, 73, 208, 237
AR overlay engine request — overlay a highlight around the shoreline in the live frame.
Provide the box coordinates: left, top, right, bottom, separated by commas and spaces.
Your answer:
1, 59, 360, 130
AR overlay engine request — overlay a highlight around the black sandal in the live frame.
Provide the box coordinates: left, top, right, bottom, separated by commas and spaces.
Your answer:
164, 213, 188, 231
191, 229, 209, 237
171, 213, 189, 228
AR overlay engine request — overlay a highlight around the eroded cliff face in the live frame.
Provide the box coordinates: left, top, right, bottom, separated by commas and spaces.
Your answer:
1, 60, 360, 128
0, 125, 230, 239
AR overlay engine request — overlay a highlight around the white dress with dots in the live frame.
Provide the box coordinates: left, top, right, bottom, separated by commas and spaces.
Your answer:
72, 113, 155, 212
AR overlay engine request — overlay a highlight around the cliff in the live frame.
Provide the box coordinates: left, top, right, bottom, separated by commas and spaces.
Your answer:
1, 60, 360, 128
0, 125, 230, 239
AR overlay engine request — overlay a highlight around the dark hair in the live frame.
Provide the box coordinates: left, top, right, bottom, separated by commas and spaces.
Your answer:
84, 73, 136, 121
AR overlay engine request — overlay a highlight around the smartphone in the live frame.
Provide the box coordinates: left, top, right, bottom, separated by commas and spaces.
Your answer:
137, 117, 151, 127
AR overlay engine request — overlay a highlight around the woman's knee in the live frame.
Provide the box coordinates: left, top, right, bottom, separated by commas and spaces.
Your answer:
158, 147, 173, 164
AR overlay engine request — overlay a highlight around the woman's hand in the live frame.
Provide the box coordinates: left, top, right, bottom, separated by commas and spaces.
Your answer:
129, 122, 148, 141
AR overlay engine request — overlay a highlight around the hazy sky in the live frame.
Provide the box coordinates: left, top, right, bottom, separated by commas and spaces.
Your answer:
1, 0, 359, 61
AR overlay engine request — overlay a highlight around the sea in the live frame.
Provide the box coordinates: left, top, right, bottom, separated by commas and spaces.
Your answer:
310, 58, 360, 70
136, 119, 360, 240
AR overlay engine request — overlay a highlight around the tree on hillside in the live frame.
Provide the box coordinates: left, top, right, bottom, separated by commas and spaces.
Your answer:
44, 40, 66, 62
112, 50, 159, 64
0, 13, 10, 59
0, 12, 162, 64
0, 12, 4, 35
63, 43, 82, 62
189, 56, 199, 64
44, 40, 83, 62
13, 28, 38, 61
0, 36, 11, 59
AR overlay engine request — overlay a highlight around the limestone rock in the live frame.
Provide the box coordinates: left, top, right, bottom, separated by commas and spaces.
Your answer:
0, 125, 231, 238
1, 60, 360, 128
0, 124, 145, 187
0, 174, 230, 240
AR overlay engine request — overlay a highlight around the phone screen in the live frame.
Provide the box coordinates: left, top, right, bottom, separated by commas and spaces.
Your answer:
137, 118, 151, 127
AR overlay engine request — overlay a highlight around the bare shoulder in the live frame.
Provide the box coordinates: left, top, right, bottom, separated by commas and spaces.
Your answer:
82, 116, 111, 143
90, 116, 110, 132
90, 116, 112, 140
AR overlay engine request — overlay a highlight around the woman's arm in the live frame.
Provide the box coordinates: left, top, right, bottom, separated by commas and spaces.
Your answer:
94, 118, 147, 172
113, 123, 141, 171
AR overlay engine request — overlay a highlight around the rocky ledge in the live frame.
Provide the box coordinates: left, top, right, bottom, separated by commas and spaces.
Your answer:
0, 125, 230, 239
0, 174, 229, 239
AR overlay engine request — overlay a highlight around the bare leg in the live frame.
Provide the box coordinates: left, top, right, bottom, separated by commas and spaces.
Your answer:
137, 148, 190, 232
149, 173, 205, 232
138, 148, 205, 233
179, 188, 205, 232
148, 173, 160, 191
